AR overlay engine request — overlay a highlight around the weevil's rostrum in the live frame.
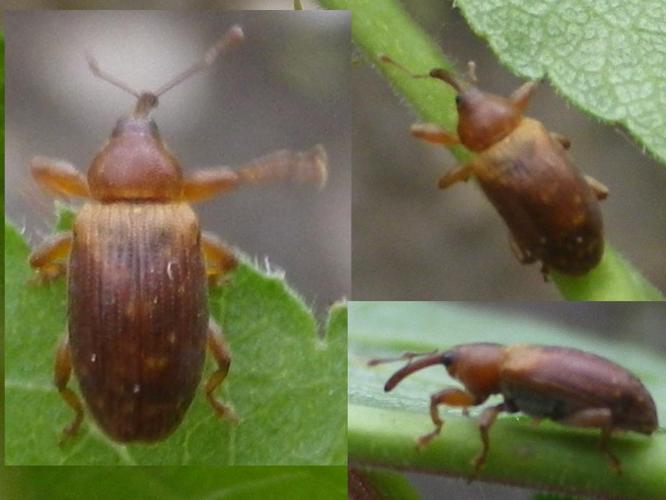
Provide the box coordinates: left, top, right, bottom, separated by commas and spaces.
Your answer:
383, 57, 608, 277
371, 343, 658, 475
28, 26, 328, 443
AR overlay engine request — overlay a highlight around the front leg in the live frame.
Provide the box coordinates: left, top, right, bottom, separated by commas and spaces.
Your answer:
410, 123, 461, 146
437, 164, 474, 189
29, 232, 73, 283
202, 232, 238, 286
418, 387, 479, 448
31, 157, 90, 198
182, 145, 328, 203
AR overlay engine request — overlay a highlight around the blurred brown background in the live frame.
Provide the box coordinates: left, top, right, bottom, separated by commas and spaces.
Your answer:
5, 9, 350, 315
352, 0, 666, 300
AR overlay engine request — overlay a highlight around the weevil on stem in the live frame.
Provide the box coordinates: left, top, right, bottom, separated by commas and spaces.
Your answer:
381, 55, 608, 278
371, 343, 657, 475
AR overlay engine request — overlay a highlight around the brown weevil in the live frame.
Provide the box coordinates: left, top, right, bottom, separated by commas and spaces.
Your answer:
370, 343, 658, 474
28, 26, 328, 443
381, 56, 609, 277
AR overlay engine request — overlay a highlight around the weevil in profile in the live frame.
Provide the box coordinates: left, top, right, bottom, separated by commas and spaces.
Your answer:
28, 25, 328, 444
370, 343, 658, 474
381, 56, 609, 277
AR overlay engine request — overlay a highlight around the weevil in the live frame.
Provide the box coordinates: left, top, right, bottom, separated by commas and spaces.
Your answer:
381, 56, 609, 277
370, 343, 658, 474
28, 26, 328, 443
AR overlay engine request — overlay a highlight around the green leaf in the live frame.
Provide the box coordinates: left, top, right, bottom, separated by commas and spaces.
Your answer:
0, 466, 348, 500
317, 0, 663, 301
456, 0, 666, 166
349, 302, 666, 499
4, 216, 347, 465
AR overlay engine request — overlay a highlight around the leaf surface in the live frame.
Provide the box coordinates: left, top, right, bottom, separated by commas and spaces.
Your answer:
0, 467, 347, 500
457, 0, 666, 165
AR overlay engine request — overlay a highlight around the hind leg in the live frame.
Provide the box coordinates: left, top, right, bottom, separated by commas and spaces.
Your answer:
559, 407, 620, 474
205, 320, 239, 423
54, 332, 85, 443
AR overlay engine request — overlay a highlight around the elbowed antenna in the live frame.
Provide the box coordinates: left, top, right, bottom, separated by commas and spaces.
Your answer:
368, 351, 447, 392
86, 25, 246, 118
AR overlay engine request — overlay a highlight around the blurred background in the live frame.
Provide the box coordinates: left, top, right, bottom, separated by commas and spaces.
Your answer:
352, 0, 666, 299
5, 9, 350, 315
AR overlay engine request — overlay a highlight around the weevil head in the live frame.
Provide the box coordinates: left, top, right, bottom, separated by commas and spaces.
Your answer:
455, 88, 524, 151
443, 343, 505, 400
430, 67, 527, 152
87, 93, 183, 202
84, 28, 247, 202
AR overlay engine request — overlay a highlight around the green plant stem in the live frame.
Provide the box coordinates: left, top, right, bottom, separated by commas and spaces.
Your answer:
349, 405, 666, 499
553, 246, 664, 300
319, 0, 664, 301
349, 466, 420, 500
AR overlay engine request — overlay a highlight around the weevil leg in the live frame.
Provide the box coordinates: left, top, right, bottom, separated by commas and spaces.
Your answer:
182, 145, 328, 203
437, 164, 474, 189
550, 132, 571, 150
540, 263, 551, 282
599, 427, 622, 475
417, 388, 478, 449
509, 235, 537, 264
205, 320, 239, 424
410, 123, 461, 146
510, 81, 538, 113
558, 407, 621, 474
29, 232, 72, 283
31, 157, 90, 198
584, 174, 609, 201
509, 235, 549, 280
202, 232, 238, 285
54, 332, 84, 444
472, 403, 508, 474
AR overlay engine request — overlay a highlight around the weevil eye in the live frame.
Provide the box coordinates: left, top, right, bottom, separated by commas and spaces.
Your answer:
455, 94, 462, 106
441, 351, 455, 367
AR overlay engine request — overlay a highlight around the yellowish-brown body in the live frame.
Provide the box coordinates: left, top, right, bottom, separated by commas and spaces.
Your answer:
500, 345, 657, 434
402, 62, 608, 276
473, 118, 603, 275
68, 203, 207, 442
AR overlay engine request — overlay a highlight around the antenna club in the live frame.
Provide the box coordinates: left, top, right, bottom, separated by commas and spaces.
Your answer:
228, 24, 245, 43
204, 25, 246, 67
